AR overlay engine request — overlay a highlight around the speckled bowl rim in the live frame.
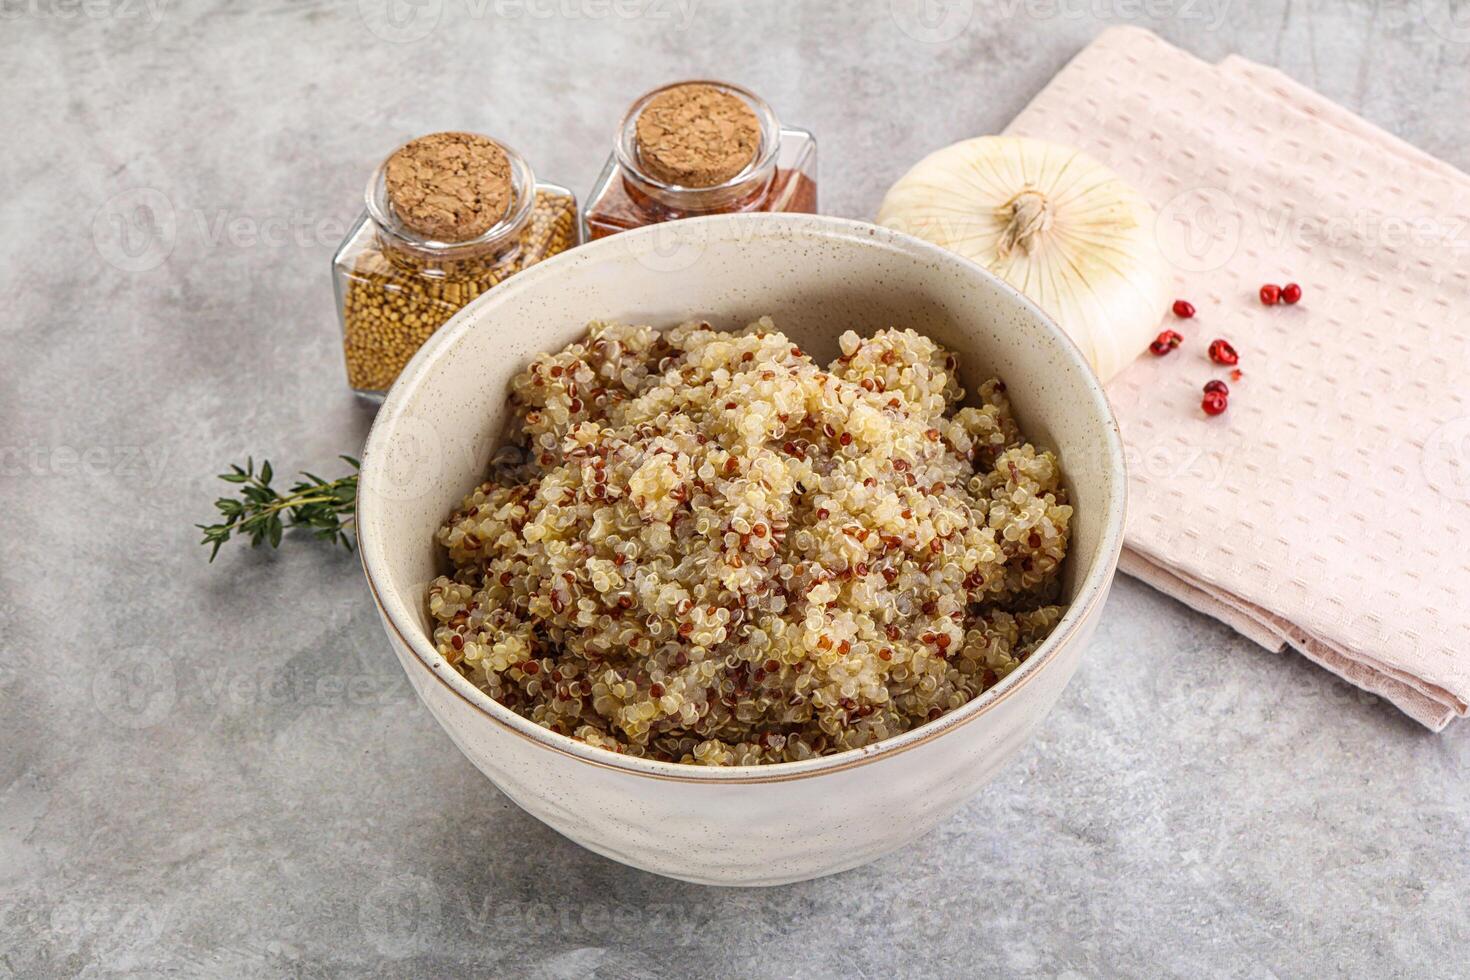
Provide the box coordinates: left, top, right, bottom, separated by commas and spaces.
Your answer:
359, 213, 1127, 785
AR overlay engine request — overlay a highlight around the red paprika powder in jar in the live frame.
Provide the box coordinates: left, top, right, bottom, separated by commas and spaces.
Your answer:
582, 80, 818, 239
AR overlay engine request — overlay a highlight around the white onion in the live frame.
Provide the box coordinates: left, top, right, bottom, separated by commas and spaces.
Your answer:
878, 136, 1169, 381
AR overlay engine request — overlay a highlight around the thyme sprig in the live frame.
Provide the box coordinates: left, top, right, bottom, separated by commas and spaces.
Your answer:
197, 456, 359, 561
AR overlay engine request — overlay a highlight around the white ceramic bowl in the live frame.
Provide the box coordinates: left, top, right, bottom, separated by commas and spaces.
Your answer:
358, 214, 1126, 886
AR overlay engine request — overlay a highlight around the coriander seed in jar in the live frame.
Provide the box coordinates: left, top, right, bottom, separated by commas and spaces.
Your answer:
332, 132, 579, 398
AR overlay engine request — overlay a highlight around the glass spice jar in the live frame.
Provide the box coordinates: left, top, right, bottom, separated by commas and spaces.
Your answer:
333, 132, 579, 398
582, 80, 817, 240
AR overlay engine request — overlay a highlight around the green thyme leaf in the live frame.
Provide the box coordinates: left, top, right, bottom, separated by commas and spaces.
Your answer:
197, 455, 358, 561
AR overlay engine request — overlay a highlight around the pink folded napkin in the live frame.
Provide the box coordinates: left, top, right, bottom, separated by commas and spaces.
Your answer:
1004, 27, 1470, 730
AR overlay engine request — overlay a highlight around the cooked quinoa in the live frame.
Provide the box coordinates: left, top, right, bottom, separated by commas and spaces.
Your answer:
429, 318, 1072, 766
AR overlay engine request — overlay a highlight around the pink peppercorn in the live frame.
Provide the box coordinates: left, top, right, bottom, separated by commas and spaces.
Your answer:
1208, 338, 1239, 366
1150, 329, 1184, 356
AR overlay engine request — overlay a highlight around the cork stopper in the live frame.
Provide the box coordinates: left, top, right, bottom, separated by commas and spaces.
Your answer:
384, 132, 512, 242
634, 83, 760, 188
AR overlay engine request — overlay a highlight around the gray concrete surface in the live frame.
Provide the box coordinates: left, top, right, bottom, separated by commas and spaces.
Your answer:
3, 1, 1468, 977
